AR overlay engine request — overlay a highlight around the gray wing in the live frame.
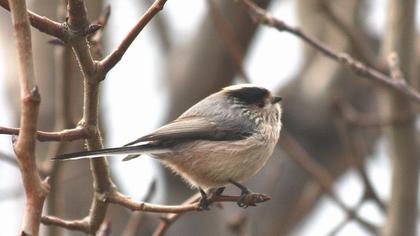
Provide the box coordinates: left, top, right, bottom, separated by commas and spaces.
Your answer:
124, 116, 217, 146
125, 92, 257, 147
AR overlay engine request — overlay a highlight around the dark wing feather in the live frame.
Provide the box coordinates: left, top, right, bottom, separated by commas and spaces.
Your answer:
125, 92, 257, 147
124, 117, 216, 146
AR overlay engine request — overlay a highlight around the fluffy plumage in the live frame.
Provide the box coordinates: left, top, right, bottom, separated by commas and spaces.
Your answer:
55, 84, 282, 191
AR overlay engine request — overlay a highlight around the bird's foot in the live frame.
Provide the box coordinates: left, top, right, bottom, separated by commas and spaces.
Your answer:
198, 188, 210, 211
237, 188, 252, 208
229, 179, 253, 208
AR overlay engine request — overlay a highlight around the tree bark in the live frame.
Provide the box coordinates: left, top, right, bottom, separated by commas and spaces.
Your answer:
380, 0, 419, 235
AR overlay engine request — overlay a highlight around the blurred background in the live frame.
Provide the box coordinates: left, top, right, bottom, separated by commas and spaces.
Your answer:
0, 0, 419, 235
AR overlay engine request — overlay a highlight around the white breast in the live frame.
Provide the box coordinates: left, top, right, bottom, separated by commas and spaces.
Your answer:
157, 122, 280, 189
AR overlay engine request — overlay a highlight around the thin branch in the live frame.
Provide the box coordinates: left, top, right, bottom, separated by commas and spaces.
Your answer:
64, 0, 116, 234
0, 126, 90, 141
41, 190, 269, 234
89, 5, 111, 58
143, 0, 172, 51
99, 0, 168, 75
41, 216, 90, 233
317, 0, 382, 70
8, 0, 49, 234
0, 0, 67, 40
107, 191, 270, 214
327, 198, 365, 236
237, 0, 420, 104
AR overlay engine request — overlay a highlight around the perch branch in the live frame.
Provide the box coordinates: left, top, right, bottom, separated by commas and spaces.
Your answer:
107, 191, 270, 213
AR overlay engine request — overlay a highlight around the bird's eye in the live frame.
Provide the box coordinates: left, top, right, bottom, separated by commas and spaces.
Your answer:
257, 101, 265, 108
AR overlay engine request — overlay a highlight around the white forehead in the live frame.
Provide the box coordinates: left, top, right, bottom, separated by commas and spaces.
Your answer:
222, 84, 267, 92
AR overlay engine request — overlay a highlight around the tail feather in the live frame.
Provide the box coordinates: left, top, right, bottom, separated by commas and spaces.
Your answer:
54, 145, 169, 161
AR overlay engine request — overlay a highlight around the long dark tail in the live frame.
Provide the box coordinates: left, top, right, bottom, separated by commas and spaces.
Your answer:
54, 144, 168, 161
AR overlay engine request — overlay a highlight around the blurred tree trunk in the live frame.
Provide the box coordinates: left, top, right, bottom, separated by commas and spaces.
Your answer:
162, 0, 381, 235
380, 0, 419, 235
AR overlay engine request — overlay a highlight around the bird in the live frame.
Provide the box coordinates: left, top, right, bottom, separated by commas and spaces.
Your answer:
55, 84, 282, 209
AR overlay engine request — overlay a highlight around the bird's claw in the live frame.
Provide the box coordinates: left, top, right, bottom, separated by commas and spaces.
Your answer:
198, 197, 210, 211
198, 188, 210, 211
237, 189, 253, 208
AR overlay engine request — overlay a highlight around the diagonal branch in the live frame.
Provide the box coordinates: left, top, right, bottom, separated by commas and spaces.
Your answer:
99, 0, 168, 75
237, 0, 420, 104
107, 191, 270, 213
317, 0, 382, 70
0, 0, 66, 40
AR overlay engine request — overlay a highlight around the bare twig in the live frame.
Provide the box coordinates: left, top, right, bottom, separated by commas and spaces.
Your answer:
143, 0, 171, 51
108, 191, 270, 214
150, 189, 269, 236
317, 0, 382, 70
99, 0, 168, 75
8, 0, 49, 234
42, 190, 269, 233
0, 126, 90, 141
89, 5, 111, 58
64, 0, 116, 234
327, 198, 365, 236
39, 0, 171, 234
237, 0, 420, 104
387, 53, 404, 81
0, 0, 66, 40
41, 216, 90, 233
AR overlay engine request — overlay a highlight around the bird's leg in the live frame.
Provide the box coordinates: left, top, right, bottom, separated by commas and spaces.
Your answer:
229, 179, 251, 208
214, 187, 226, 196
198, 188, 210, 211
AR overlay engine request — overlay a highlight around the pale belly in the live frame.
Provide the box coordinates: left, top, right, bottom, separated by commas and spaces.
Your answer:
154, 136, 276, 189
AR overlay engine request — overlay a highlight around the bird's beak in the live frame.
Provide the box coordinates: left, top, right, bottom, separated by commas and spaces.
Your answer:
271, 96, 282, 104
